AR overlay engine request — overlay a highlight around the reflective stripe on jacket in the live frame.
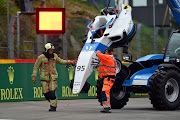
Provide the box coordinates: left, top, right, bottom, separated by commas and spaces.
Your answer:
96, 52, 116, 78
32, 53, 72, 81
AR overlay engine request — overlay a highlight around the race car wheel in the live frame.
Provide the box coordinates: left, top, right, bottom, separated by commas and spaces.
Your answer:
70, 79, 90, 93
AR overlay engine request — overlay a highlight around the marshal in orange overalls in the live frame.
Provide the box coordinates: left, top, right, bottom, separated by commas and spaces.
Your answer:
96, 50, 116, 111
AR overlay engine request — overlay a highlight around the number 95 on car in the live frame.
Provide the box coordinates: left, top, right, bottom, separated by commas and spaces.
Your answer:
76, 65, 85, 71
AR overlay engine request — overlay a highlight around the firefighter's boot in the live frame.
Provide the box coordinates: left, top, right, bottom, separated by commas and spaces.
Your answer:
49, 105, 56, 112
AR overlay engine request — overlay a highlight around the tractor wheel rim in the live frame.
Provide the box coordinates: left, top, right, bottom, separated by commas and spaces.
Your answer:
113, 90, 126, 100
165, 78, 179, 102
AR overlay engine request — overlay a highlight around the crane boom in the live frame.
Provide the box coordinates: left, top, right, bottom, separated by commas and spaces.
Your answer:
166, 0, 180, 26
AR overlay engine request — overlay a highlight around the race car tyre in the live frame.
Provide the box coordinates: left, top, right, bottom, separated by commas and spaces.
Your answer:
70, 79, 90, 93
149, 69, 180, 110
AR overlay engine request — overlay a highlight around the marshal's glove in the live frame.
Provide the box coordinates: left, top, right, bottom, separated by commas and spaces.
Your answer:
32, 76, 37, 84
96, 50, 101, 54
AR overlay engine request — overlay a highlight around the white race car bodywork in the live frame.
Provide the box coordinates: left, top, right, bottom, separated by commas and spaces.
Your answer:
73, 4, 135, 94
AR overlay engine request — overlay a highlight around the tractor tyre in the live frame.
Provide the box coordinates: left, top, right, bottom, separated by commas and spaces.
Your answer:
110, 69, 130, 109
110, 84, 130, 109
149, 69, 180, 110
96, 78, 104, 106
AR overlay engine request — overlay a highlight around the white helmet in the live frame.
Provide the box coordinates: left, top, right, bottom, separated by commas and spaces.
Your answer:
44, 43, 55, 52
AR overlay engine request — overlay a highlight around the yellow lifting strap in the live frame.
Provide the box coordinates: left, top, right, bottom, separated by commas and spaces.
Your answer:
123, 5, 130, 9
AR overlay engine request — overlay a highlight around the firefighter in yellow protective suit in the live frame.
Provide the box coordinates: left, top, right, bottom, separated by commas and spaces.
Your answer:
32, 43, 74, 112
96, 48, 116, 113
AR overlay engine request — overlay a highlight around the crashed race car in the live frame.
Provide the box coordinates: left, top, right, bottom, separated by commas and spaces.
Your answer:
72, 3, 136, 95
70, 0, 180, 111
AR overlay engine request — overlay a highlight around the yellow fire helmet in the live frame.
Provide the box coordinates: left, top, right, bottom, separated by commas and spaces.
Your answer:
44, 43, 55, 52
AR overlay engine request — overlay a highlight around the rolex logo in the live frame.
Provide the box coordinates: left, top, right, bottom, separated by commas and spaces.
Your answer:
68, 66, 74, 81
94, 69, 99, 81
7, 66, 14, 84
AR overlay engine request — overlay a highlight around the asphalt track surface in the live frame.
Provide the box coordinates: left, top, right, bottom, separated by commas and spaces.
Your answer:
0, 98, 180, 120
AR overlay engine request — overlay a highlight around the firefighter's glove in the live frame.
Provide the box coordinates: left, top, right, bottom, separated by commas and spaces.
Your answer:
32, 77, 37, 84
70, 61, 75, 66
